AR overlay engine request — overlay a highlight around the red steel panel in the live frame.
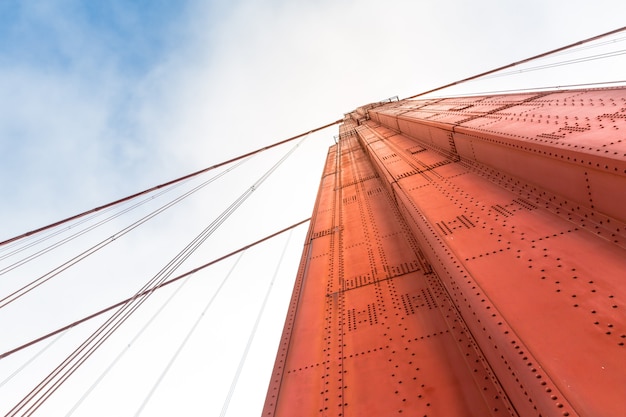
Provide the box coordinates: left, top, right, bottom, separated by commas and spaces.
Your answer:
265, 87, 626, 417
363, 87, 626, 417
264, 121, 515, 416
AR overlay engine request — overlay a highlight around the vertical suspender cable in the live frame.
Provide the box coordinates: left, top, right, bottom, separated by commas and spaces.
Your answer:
65, 264, 199, 417
7, 134, 309, 417
0, 331, 68, 389
0, 158, 248, 309
219, 229, 294, 417
134, 252, 246, 416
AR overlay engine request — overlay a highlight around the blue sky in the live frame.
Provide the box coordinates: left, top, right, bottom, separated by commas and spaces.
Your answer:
1, 0, 625, 415
0, 1, 185, 72
0, 1, 199, 232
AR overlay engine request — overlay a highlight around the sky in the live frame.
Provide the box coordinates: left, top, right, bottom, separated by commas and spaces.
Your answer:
0, 1, 625, 415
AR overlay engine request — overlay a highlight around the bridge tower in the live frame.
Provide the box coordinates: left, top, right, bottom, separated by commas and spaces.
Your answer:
263, 88, 626, 417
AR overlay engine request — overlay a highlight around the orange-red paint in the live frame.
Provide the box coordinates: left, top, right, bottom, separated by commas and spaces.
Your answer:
264, 88, 626, 417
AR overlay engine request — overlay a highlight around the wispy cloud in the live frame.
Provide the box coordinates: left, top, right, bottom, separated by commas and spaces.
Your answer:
0, 1, 196, 233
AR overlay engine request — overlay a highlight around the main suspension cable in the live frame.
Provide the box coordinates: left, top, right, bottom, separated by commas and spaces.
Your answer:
0, 330, 68, 389
0, 158, 248, 310
0, 218, 310, 361
0, 170, 199, 274
404, 25, 626, 99
65, 254, 209, 417
6, 135, 310, 416
0, 203, 120, 256
0, 120, 340, 248
479, 48, 626, 80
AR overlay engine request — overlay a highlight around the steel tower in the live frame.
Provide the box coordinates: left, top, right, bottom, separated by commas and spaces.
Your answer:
263, 88, 626, 417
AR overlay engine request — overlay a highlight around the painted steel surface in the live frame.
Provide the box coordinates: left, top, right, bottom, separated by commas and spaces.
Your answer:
264, 88, 626, 417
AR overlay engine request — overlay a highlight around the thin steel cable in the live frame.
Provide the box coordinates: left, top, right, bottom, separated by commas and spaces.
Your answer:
219, 229, 294, 417
0, 330, 68, 389
427, 80, 626, 99
6, 134, 310, 417
404, 25, 626, 99
0, 170, 200, 274
479, 49, 626, 80
0, 158, 247, 309
0, 204, 120, 257
6, 178, 252, 415
65, 260, 202, 417
0, 166, 201, 261
0, 120, 340, 248
0, 218, 310, 361
539, 34, 626, 59
134, 251, 246, 416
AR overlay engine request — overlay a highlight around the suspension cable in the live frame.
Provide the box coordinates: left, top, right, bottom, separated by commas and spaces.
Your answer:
0, 202, 120, 256
0, 164, 196, 264
479, 48, 626, 80
0, 218, 310, 361
427, 80, 626, 99
6, 135, 310, 416
0, 158, 248, 309
0, 162, 225, 276
546, 34, 626, 59
219, 228, 294, 417
134, 251, 247, 416
65, 253, 217, 417
0, 330, 68, 389
404, 25, 626, 99
0, 119, 340, 248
